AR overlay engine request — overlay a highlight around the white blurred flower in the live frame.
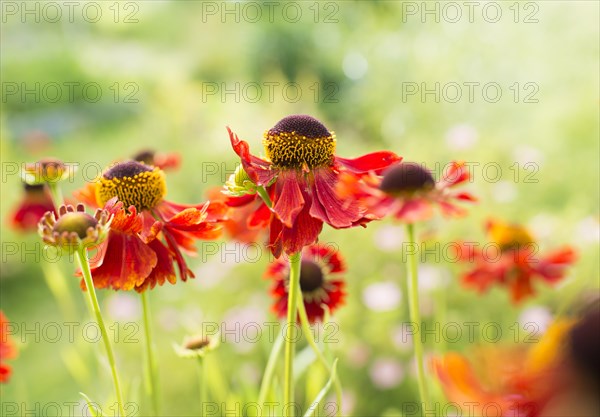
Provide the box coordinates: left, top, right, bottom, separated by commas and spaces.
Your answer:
418, 265, 449, 291
374, 225, 405, 252
105, 292, 141, 321
576, 216, 600, 244
222, 305, 268, 353
369, 358, 404, 389
347, 343, 371, 367
343, 52, 368, 80
528, 214, 556, 241
391, 325, 413, 353
519, 306, 553, 334
492, 181, 517, 203
445, 124, 478, 150
327, 390, 356, 415
513, 145, 544, 166
362, 282, 402, 312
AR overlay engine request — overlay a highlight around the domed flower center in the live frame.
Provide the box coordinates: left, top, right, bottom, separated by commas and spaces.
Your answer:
96, 161, 166, 211
184, 337, 210, 351
379, 163, 435, 195
488, 222, 534, 251
53, 212, 98, 239
298, 260, 325, 292
263, 115, 336, 169
25, 158, 67, 183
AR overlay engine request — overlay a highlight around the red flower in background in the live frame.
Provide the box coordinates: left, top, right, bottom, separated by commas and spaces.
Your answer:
75, 161, 226, 292
337, 161, 475, 224
0, 311, 18, 383
266, 244, 346, 323
228, 114, 401, 257
455, 219, 577, 303
132, 149, 181, 172
9, 183, 55, 232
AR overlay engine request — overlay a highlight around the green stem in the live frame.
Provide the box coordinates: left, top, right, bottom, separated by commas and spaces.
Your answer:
405, 223, 430, 413
297, 298, 342, 416
198, 357, 208, 413
257, 330, 285, 406
141, 292, 160, 416
76, 248, 126, 417
47, 182, 64, 210
256, 186, 273, 208
283, 252, 302, 416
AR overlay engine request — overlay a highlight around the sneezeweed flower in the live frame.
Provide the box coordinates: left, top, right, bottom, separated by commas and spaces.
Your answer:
227, 114, 401, 257
0, 311, 18, 383
266, 244, 346, 323
173, 334, 220, 359
75, 160, 226, 292
132, 149, 181, 171
9, 183, 55, 232
433, 314, 600, 417
337, 161, 475, 223
455, 219, 577, 303
39, 203, 111, 250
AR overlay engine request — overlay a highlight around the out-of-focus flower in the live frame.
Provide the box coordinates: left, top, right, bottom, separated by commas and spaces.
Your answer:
227, 114, 401, 257
74, 161, 226, 292
456, 219, 577, 303
432, 320, 575, 417
207, 187, 265, 244
173, 334, 220, 359
132, 149, 181, 171
38, 203, 111, 250
337, 161, 475, 224
0, 311, 18, 383
266, 244, 346, 323
9, 183, 55, 232
22, 158, 72, 185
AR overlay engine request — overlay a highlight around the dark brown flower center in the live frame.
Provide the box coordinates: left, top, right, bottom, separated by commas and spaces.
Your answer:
263, 115, 336, 169
53, 212, 98, 239
24, 183, 45, 194
184, 337, 210, 350
299, 260, 325, 292
379, 163, 435, 195
96, 161, 166, 211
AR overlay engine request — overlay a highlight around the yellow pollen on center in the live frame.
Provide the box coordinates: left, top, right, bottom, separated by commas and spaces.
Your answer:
96, 168, 166, 211
263, 131, 336, 169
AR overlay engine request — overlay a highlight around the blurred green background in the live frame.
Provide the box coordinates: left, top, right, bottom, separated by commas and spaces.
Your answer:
1, 1, 599, 416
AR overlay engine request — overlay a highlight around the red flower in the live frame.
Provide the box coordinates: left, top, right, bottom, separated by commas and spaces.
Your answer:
455, 219, 577, 303
228, 114, 401, 257
75, 161, 226, 292
9, 183, 55, 232
337, 161, 475, 224
0, 311, 18, 383
266, 244, 346, 323
132, 149, 181, 171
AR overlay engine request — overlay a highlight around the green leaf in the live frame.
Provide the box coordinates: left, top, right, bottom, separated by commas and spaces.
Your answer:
303, 359, 338, 417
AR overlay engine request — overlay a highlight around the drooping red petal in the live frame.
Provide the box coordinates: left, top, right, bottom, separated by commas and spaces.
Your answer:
279, 204, 323, 255
335, 152, 402, 175
85, 231, 157, 291
312, 168, 363, 228
228, 127, 277, 186
135, 239, 177, 292
272, 173, 305, 228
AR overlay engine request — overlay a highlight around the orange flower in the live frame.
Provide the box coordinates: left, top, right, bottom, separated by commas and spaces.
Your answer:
432, 320, 575, 417
456, 219, 577, 303
337, 161, 475, 224
0, 311, 18, 383
74, 161, 226, 292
